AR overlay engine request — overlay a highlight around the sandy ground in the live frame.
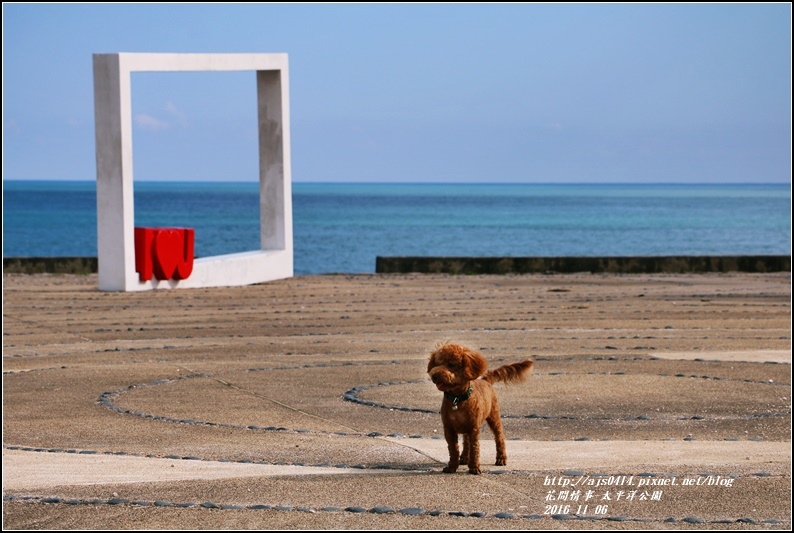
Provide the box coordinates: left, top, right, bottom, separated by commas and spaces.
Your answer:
2, 272, 791, 529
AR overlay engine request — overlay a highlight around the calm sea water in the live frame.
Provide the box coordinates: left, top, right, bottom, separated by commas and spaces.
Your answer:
3, 181, 791, 275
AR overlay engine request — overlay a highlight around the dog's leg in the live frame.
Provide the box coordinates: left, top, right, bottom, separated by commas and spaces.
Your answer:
487, 407, 507, 466
442, 425, 460, 473
459, 435, 470, 465
467, 427, 482, 474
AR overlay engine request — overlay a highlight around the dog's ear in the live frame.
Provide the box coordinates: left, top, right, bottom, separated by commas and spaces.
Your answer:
427, 341, 449, 372
427, 351, 438, 373
462, 348, 487, 380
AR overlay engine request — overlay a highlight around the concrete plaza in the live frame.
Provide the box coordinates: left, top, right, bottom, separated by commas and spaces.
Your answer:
3, 272, 790, 529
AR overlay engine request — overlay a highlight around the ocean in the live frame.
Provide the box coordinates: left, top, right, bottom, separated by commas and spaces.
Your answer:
2, 181, 791, 275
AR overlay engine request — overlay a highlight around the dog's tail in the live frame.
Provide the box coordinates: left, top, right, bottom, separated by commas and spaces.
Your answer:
482, 359, 534, 385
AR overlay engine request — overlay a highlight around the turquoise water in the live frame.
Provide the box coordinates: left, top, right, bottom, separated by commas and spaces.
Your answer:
3, 181, 790, 274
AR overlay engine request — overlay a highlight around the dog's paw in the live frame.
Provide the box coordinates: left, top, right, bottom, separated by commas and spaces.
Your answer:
442, 465, 458, 474
467, 466, 482, 475
495, 457, 507, 466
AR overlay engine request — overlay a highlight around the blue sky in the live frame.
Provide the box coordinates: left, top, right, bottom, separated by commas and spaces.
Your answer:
3, 3, 791, 183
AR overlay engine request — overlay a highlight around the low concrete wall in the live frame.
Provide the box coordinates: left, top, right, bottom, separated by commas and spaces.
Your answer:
376, 256, 791, 275
3, 257, 98, 275
4, 255, 791, 276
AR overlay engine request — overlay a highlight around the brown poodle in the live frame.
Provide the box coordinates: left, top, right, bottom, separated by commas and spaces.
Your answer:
427, 342, 534, 474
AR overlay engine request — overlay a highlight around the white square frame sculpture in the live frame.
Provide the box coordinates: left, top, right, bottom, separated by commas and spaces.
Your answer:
93, 53, 293, 291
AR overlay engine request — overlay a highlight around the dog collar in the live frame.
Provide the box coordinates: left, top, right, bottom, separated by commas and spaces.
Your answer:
444, 385, 473, 410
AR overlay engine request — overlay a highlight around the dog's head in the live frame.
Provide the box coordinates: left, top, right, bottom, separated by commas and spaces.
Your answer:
427, 342, 487, 392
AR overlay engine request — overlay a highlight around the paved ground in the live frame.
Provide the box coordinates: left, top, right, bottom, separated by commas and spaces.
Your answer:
2, 272, 791, 529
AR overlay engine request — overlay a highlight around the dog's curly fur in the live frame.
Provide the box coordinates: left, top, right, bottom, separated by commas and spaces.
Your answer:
427, 342, 534, 474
